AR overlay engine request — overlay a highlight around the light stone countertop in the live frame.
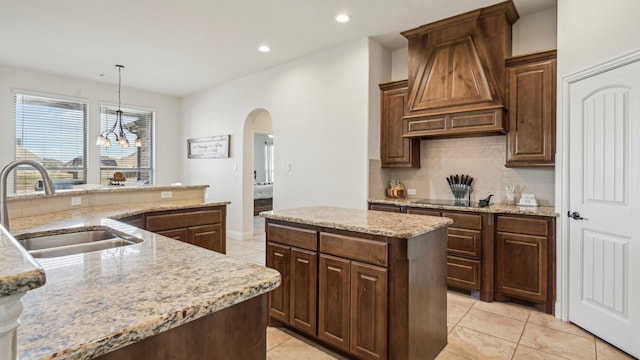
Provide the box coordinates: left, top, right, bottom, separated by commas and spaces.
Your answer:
0, 226, 45, 296
368, 198, 559, 217
0, 201, 281, 360
260, 206, 453, 238
6, 184, 209, 201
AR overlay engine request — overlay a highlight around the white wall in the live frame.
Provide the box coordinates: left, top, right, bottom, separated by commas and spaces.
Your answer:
512, 7, 557, 55
0, 65, 182, 188
181, 39, 371, 239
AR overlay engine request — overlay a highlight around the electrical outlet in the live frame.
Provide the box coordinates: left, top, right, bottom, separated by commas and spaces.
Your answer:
286, 162, 292, 171
407, 189, 417, 195
71, 197, 82, 206
161, 191, 173, 199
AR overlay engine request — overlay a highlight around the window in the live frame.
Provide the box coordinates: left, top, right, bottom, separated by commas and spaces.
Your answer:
14, 93, 87, 193
265, 141, 274, 183
99, 105, 153, 185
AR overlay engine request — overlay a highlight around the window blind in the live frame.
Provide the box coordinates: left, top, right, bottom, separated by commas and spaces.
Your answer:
14, 93, 87, 193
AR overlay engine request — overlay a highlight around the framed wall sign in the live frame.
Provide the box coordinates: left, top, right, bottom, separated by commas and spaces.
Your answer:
187, 135, 230, 159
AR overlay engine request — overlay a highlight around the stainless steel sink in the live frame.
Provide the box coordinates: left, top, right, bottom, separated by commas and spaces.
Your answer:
18, 229, 143, 258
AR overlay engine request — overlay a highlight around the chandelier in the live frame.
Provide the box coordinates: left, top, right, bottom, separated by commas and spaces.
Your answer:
96, 65, 141, 147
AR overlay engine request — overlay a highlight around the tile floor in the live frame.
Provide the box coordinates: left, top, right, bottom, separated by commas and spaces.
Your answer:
224, 217, 636, 360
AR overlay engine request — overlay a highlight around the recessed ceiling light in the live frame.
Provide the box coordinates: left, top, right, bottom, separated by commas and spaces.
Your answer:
335, 14, 350, 23
258, 45, 270, 53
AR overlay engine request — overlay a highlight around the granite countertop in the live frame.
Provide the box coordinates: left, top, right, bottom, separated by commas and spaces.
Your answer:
0, 225, 46, 296
368, 198, 559, 217
7, 184, 208, 201
1, 201, 280, 360
260, 206, 452, 238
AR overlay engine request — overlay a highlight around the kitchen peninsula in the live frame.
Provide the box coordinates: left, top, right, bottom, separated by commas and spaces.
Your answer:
0, 185, 281, 360
261, 206, 452, 360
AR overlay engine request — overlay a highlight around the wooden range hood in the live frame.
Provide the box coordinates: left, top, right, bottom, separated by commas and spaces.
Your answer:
401, 1, 519, 138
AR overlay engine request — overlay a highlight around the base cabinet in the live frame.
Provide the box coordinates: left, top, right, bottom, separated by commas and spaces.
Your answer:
145, 206, 226, 254
495, 215, 555, 313
266, 219, 446, 360
266, 224, 318, 336
318, 254, 388, 360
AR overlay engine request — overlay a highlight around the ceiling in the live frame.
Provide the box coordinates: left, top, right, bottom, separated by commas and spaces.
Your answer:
0, 0, 555, 97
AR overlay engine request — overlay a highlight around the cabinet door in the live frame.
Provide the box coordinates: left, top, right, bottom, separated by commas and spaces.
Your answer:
156, 228, 189, 242
290, 248, 317, 336
350, 262, 388, 360
369, 203, 401, 213
380, 80, 420, 168
506, 51, 556, 167
188, 224, 224, 253
318, 254, 351, 352
266, 242, 291, 323
496, 232, 547, 302
118, 214, 145, 229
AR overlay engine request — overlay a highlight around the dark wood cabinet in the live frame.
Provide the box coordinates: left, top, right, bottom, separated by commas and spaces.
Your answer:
505, 50, 557, 167
368, 203, 401, 213
495, 215, 555, 313
145, 206, 226, 254
266, 224, 318, 336
117, 214, 144, 228
266, 219, 447, 360
379, 80, 419, 168
407, 207, 494, 301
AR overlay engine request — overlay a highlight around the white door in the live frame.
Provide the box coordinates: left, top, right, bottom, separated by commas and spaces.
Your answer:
568, 57, 640, 357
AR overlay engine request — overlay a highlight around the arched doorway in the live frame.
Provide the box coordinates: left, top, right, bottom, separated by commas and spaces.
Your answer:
242, 109, 273, 239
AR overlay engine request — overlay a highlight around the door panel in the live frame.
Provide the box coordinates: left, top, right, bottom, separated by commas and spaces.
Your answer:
318, 254, 350, 351
350, 262, 388, 360
266, 243, 290, 323
568, 58, 639, 357
290, 248, 317, 336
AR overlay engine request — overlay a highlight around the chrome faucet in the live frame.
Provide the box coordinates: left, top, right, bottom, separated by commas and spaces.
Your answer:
0, 159, 56, 230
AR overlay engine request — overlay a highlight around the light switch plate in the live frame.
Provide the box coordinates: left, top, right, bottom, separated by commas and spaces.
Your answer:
71, 197, 82, 206
407, 189, 417, 195
161, 191, 173, 199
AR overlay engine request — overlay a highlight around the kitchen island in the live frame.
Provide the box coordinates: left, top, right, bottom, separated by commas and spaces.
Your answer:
261, 206, 452, 360
0, 198, 281, 360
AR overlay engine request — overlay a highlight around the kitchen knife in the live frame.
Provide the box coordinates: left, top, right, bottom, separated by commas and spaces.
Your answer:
446, 177, 451, 186
455, 174, 459, 184
468, 177, 473, 186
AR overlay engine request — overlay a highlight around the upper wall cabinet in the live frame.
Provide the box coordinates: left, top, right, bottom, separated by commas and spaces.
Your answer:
505, 50, 557, 167
401, 1, 519, 138
379, 80, 420, 168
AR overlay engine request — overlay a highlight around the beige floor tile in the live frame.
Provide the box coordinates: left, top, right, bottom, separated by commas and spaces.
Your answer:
447, 322, 456, 333
445, 326, 517, 360
447, 291, 477, 307
448, 302, 471, 325
436, 349, 469, 359
513, 344, 566, 359
458, 308, 526, 342
527, 311, 594, 340
519, 323, 596, 360
267, 327, 293, 350
472, 300, 531, 321
267, 335, 345, 360
596, 338, 636, 359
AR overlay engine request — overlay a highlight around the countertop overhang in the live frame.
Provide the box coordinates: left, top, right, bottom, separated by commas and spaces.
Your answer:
260, 206, 453, 238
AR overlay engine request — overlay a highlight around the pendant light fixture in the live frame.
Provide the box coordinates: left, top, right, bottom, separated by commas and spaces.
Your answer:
96, 65, 141, 147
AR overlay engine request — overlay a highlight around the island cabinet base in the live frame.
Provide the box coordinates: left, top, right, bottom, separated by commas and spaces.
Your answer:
265, 219, 448, 360
96, 294, 268, 360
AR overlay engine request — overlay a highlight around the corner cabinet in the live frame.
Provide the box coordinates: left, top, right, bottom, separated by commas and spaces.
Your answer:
505, 50, 557, 167
379, 80, 420, 168
144, 206, 226, 254
495, 214, 555, 313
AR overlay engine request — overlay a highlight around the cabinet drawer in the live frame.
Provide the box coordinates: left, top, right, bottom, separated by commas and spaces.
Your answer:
447, 256, 481, 290
156, 228, 189, 242
497, 216, 548, 236
268, 223, 317, 251
447, 228, 481, 258
146, 209, 223, 231
320, 232, 388, 267
406, 207, 441, 217
443, 212, 482, 230
369, 203, 401, 213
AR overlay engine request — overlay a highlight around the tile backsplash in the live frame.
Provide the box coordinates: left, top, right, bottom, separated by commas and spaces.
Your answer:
376, 135, 555, 206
